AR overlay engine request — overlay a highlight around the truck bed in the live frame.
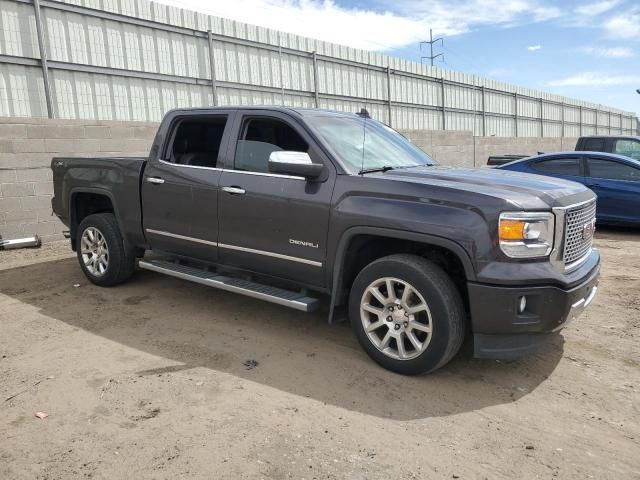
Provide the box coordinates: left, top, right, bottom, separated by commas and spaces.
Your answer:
51, 156, 147, 246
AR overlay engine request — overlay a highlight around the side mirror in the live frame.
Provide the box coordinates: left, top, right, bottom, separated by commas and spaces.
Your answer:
268, 151, 323, 179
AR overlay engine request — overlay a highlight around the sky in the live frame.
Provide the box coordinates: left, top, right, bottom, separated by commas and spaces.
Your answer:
156, 0, 640, 115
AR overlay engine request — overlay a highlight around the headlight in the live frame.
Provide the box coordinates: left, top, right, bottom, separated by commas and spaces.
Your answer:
499, 212, 555, 258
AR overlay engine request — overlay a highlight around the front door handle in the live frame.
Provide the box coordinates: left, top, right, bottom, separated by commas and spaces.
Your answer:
146, 177, 165, 185
222, 186, 246, 195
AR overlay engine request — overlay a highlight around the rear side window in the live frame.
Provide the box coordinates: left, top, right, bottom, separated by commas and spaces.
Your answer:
532, 158, 581, 176
587, 158, 640, 181
614, 139, 640, 161
234, 117, 308, 173
582, 138, 605, 151
168, 116, 227, 168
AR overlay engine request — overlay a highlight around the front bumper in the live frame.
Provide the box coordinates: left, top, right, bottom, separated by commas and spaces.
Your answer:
468, 262, 600, 359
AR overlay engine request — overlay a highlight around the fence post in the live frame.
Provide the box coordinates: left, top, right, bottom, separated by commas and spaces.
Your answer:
312, 51, 319, 108
386, 66, 392, 127
579, 106, 583, 136
540, 98, 544, 138
440, 76, 446, 130
514, 92, 518, 137
481, 86, 486, 136
608, 111, 611, 135
560, 101, 565, 137
207, 30, 218, 106
33, 0, 54, 118
619, 113, 623, 135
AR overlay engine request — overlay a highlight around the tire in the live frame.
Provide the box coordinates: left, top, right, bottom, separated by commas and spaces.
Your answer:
349, 254, 465, 375
76, 213, 136, 287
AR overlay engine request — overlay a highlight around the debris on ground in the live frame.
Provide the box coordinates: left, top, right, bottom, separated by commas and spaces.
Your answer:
34, 411, 49, 419
242, 359, 259, 370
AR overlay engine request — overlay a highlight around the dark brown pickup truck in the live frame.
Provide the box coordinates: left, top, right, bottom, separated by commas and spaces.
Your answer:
51, 106, 600, 374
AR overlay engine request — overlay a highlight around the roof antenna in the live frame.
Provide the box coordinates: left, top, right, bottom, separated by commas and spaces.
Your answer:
357, 108, 370, 118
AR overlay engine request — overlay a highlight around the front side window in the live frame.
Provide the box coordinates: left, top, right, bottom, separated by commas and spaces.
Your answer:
306, 116, 434, 173
168, 116, 227, 168
614, 139, 640, 161
532, 158, 581, 176
588, 158, 640, 181
234, 117, 308, 173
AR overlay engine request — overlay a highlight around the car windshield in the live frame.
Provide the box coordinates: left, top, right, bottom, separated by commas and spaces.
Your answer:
305, 115, 435, 173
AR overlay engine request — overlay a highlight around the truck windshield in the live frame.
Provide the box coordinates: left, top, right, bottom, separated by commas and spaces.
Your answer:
306, 116, 435, 173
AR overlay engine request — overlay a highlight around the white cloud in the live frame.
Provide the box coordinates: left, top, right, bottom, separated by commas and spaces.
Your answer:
527, 44, 542, 51
604, 7, 640, 39
581, 46, 634, 58
574, 0, 620, 16
154, 0, 564, 51
548, 72, 640, 87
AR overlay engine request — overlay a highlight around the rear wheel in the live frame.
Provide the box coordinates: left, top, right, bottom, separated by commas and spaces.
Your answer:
76, 213, 135, 286
349, 254, 465, 375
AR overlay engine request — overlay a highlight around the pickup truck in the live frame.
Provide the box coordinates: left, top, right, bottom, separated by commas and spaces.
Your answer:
51, 106, 600, 375
576, 135, 640, 161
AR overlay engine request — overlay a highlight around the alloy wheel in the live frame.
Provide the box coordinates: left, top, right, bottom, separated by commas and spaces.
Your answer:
360, 277, 433, 360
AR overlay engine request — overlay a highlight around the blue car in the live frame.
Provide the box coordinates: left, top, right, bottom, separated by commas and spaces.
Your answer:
498, 151, 640, 226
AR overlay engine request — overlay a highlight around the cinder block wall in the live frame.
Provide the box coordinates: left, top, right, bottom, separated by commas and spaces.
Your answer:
0, 117, 581, 243
0, 117, 157, 242
402, 129, 579, 167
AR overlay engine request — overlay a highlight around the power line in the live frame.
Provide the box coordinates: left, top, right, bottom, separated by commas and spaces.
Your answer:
420, 29, 444, 66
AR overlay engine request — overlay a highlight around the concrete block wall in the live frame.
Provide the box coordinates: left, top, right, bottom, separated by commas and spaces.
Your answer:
0, 117, 157, 242
402, 129, 579, 167
0, 116, 583, 243
402, 130, 475, 167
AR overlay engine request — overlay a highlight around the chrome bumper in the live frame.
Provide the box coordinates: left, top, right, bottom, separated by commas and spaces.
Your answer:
553, 282, 598, 332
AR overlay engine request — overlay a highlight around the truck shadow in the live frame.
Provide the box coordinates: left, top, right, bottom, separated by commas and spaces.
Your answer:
0, 257, 564, 421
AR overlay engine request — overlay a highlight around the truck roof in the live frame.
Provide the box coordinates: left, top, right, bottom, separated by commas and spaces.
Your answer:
166, 106, 364, 119
578, 135, 640, 141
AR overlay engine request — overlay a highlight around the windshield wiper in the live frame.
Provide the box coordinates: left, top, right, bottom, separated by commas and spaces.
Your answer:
358, 165, 395, 175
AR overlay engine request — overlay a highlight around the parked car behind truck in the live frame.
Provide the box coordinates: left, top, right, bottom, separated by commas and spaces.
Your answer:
51, 107, 600, 375
498, 151, 640, 226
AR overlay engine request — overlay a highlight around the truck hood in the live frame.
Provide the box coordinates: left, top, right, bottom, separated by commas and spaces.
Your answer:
380, 165, 592, 209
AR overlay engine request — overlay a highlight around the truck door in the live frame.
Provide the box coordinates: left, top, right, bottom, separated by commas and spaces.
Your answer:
141, 112, 234, 262
217, 111, 335, 287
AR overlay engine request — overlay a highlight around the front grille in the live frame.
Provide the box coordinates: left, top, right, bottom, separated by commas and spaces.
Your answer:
563, 200, 597, 267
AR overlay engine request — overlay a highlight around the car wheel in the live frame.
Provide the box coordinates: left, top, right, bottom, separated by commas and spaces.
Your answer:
349, 254, 465, 375
76, 213, 136, 287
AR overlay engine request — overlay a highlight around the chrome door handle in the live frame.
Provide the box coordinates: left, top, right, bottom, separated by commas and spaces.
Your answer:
146, 177, 165, 184
222, 186, 246, 195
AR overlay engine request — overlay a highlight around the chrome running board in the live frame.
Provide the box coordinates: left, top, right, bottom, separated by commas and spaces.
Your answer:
138, 259, 319, 312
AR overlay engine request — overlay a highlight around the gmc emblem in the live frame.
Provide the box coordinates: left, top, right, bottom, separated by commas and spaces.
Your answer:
582, 219, 596, 240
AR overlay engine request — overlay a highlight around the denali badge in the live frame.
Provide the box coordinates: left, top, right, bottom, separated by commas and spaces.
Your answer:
289, 239, 319, 248
582, 219, 596, 240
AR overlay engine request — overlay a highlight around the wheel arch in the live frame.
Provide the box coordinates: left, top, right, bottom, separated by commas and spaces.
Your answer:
328, 226, 476, 323
69, 188, 124, 251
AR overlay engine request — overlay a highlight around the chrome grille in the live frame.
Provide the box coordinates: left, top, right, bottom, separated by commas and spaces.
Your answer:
563, 201, 596, 267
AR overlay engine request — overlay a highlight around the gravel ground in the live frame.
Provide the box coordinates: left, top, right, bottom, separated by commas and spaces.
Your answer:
0, 229, 638, 479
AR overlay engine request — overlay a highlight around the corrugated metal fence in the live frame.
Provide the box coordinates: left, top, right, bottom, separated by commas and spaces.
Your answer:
0, 0, 637, 136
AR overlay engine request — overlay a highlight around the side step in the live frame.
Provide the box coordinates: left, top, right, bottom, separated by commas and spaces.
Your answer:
138, 259, 320, 312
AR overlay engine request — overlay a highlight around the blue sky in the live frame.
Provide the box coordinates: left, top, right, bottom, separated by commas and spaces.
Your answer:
159, 0, 640, 115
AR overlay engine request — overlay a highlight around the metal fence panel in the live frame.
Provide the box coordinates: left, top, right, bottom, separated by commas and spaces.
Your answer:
0, 0, 637, 136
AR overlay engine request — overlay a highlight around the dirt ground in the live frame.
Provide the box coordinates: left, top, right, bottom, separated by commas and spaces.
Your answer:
1, 229, 638, 479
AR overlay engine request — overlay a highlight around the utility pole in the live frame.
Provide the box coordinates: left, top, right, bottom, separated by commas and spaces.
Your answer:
420, 29, 444, 66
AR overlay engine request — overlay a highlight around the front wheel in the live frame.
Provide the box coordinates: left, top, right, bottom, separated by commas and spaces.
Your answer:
76, 213, 136, 287
349, 254, 465, 375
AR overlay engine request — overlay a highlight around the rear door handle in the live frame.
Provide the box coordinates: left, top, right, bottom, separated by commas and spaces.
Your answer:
222, 186, 246, 195
146, 177, 165, 185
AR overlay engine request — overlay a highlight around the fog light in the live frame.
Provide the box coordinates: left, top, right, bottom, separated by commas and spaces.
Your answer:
518, 296, 527, 314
